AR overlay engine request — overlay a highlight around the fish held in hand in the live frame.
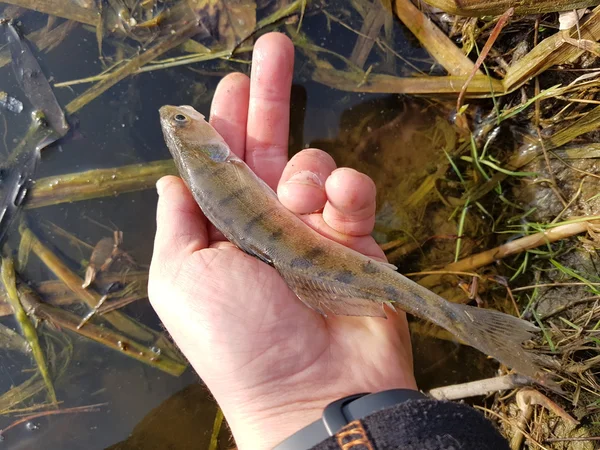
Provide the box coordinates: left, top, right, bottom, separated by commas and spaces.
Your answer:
159, 104, 552, 387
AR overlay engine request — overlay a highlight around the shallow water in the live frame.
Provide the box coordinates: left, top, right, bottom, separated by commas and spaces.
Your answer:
0, 2, 488, 448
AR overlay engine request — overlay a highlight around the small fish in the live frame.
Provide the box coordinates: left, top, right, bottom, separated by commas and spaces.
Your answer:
159, 105, 550, 385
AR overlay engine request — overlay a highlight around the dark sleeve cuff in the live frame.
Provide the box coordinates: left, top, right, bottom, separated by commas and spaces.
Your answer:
311, 398, 510, 450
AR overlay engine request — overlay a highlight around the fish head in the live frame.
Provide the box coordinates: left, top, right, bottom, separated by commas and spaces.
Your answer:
159, 105, 232, 170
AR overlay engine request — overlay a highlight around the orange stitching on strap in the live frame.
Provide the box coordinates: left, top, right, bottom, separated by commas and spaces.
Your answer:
335, 420, 374, 450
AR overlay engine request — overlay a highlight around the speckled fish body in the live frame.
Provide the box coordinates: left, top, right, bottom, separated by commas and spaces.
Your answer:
159, 104, 548, 384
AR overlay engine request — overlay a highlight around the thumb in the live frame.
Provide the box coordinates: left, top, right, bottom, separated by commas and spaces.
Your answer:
151, 176, 208, 272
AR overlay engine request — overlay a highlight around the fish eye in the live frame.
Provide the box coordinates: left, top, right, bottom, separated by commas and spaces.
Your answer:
173, 113, 188, 124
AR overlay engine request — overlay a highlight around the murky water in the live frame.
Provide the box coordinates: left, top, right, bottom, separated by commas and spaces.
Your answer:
0, 3, 489, 448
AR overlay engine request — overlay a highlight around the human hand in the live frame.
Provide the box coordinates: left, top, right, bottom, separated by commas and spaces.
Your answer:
148, 32, 416, 450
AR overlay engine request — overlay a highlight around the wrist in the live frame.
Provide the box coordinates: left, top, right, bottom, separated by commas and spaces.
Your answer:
216, 379, 419, 450
273, 389, 426, 450
222, 395, 326, 450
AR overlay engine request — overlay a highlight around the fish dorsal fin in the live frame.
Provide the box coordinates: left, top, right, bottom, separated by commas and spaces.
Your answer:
278, 270, 390, 318
371, 258, 397, 271
360, 256, 398, 273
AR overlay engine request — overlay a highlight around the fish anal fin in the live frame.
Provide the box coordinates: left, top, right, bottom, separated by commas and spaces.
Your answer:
311, 294, 387, 318
279, 270, 387, 318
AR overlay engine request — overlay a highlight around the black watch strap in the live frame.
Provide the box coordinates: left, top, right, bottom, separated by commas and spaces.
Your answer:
273, 389, 426, 450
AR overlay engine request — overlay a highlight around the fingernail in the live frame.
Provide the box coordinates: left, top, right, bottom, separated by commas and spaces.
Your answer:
285, 170, 322, 187
156, 177, 168, 196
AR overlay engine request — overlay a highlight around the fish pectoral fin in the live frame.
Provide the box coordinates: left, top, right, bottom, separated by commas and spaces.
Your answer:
280, 271, 389, 318
238, 243, 273, 266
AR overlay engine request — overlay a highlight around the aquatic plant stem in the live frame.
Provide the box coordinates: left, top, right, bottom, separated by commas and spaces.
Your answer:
26, 160, 177, 209
312, 68, 504, 95
65, 15, 202, 114
393, 0, 479, 76
0, 322, 28, 353
503, 6, 600, 90
1, 257, 57, 405
428, 374, 533, 400
417, 218, 600, 295
208, 407, 225, 450
420, 0, 600, 17
0, 0, 99, 26
313, 6, 600, 97
0, 403, 107, 438
455, 7, 514, 122
0, 271, 149, 317
19, 225, 155, 342
18, 283, 187, 376
54, 46, 254, 88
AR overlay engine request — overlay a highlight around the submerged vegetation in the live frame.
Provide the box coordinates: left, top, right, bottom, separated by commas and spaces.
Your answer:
0, 0, 599, 447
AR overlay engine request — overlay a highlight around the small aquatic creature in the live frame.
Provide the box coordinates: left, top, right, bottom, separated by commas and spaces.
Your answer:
82, 230, 134, 288
159, 105, 549, 385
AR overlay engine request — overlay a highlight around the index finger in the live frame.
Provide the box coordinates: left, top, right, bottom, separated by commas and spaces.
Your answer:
245, 32, 295, 189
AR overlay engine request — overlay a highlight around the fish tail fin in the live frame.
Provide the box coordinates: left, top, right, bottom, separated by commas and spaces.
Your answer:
440, 302, 558, 389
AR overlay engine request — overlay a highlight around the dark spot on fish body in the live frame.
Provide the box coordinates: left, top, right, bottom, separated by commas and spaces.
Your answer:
243, 209, 273, 234
218, 188, 246, 207
305, 248, 325, 260
211, 165, 228, 178
290, 257, 313, 269
362, 260, 379, 274
270, 229, 283, 240
190, 164, 209, 180
222, 217, 235, 227
384, 286, 400, 300
444, 306, 459, 322
334, 270, 355, 284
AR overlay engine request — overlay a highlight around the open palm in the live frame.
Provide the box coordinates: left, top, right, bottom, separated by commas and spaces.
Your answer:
148, 33, 416, 450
